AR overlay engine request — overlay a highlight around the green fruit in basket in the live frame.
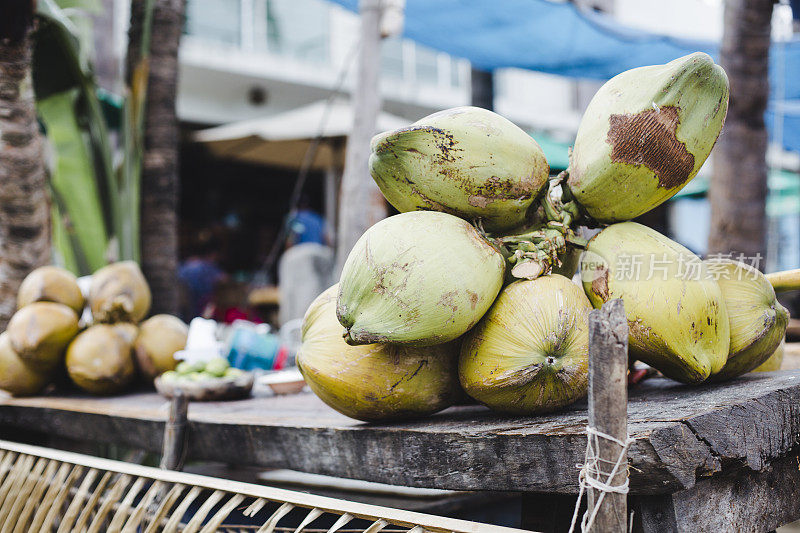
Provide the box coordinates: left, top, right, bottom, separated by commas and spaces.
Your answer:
300, 285, 462, 422
0, 332, 51, 397
337, 211, 505, 347
705, 259, 789, 382
567, 53, 729, 223
17, 265, 85, 315
581, 222, 729, 384
460, 275, 591, 414
134, 314, 188, 381
224, 367, 244, 378
89, 261, 151, 323
176, 360, 204, 375
370, 106, 550, 232
7, 302, 80, 372
205, 356, 229, 377
175, 361, 193, 375
160, 370, 179, 382
66, 325, 135, 395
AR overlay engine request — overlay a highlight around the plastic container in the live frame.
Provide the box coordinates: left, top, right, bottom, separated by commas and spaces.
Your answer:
225, 320, 287, 371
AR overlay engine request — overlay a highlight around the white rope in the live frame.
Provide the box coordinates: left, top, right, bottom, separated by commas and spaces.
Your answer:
568, 426, 634, 533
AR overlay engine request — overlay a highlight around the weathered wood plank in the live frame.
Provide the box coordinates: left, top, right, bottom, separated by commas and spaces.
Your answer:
632, 447, 800, 532
1, 371, 800, 494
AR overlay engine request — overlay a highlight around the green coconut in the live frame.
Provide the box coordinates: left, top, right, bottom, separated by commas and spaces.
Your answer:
370, 106, 550, 232
17, 265, 85, 315
89, 261, 151, 323
299, 285, 461, 422
581, 222, 729, 384
0, 332, 50, 396
6, 302, 80, 372
65, 324, 135, 395
705, 259, 789, 381
133, 314, 188, 381
459, 275, 591, 414
568, 53, 729, 223
754, 341, 784, 373
337, 211, 505, 347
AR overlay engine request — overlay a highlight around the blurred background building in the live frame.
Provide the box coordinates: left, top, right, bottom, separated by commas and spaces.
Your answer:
92, 0, 800, 323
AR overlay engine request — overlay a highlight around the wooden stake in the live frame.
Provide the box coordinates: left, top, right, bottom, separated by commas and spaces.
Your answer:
160, 392, 188, 471
335, 0, 387, 274
587, 298, 629, 532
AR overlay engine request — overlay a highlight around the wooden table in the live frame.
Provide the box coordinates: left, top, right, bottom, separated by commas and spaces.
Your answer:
2, 371, 800, 532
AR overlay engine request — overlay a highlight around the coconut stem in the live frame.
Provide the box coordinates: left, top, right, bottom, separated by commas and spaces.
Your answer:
766, 269, 800, 293
493, 173, 589, 280
342, 328, 357, 346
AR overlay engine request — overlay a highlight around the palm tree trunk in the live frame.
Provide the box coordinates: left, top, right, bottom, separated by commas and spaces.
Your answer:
707, 0, 773, 266
0, 15, 52, 329
127, 0, 185, 315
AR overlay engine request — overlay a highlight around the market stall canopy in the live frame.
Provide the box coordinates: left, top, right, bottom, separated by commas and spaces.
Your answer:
193, 100, 409, 170
329, 0, 800, 153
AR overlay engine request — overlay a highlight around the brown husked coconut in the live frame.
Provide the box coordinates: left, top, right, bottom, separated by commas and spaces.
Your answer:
0, 332, 50, 396
17, 265, 85, 315
89, 261, 151, 323
7, 302, 80, 372
66, 325, 135, 395
134, 314, 188, 381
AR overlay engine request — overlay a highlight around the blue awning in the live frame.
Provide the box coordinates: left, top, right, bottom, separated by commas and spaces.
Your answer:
332, 0, 718, 76
331, 0, 800, 152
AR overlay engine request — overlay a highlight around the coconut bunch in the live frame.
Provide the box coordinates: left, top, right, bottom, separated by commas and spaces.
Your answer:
0, 262, 188, 397
300, 50, 800, 423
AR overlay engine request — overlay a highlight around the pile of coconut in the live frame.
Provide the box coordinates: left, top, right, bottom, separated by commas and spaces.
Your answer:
0, 262, 187, 396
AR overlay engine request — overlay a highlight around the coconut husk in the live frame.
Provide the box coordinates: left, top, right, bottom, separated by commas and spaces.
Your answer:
88, 261, 151, 323
0, 332, 50, 396
6, 302, 80, 372
17, 265, 85, 315
134, 314, 188, 381
65, 325, 135, 395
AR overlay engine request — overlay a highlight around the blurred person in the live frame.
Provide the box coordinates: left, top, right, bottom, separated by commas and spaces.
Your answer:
285, 195, 328, 248
178, 231, 228, 319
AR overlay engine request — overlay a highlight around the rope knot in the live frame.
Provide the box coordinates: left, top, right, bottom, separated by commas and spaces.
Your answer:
568, 425, 634, 533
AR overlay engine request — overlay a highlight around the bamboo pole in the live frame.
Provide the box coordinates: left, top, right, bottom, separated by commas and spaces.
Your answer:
767, 268, 800, 292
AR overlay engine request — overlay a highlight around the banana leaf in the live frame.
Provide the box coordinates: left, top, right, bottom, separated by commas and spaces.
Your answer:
33, 0, 153, 269
37, 89, 109, 274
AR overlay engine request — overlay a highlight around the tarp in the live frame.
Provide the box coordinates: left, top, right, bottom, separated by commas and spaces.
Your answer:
331, 0, 800, 152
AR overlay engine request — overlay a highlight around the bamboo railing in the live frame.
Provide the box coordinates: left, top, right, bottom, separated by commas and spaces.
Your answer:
0, 439, 530, 533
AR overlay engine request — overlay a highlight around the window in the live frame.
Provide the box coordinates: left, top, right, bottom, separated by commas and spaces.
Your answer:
184, 0, 241, 46
415, 44, 439, 85
381, 37, 405, 80
263, 0, 330, 63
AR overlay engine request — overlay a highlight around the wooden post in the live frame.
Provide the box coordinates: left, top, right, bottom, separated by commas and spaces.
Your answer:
160, 392, 188, 471
586, 298, 629, 532
324, 164, 340, 246
335, 0, 388, 274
